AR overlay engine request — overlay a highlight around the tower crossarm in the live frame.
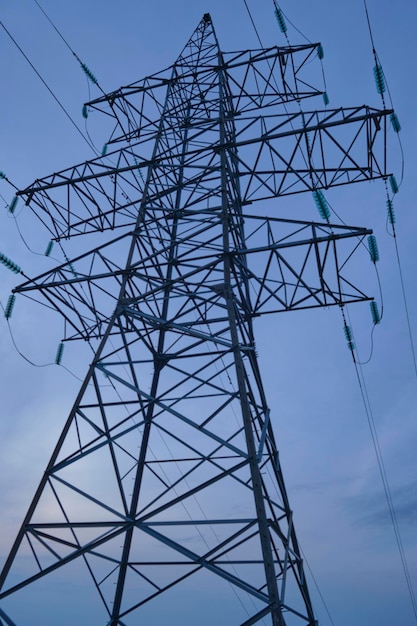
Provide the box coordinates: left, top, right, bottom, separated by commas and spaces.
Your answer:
17, 105, 390, 240
232, 216, 373, 314
87, 42, 326, 139
13, 215, 373, 341
233, 105, 391, 202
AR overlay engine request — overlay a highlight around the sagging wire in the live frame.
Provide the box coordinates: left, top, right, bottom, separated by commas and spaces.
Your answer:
5, 220, 101, 374
0, 184, 50, 301
9, 215, 49, 258
0, 220, 97, 381
4, 187, 118, 374
341, 305, 417, 621
4, 193, 146, 388
0, 297, 53, 368
0, 292, 89, 381
2, 191, 42, 260
5, 192, 64, 261
0, 199, 65, 369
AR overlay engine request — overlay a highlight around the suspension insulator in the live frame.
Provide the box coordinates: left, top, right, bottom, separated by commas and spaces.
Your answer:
389, 175, 399, 195
312, 189, 330, 220
387, 198, 396, 225
390, 113, 401, 133
343, 324, 355, 352
373, 64, 386, 95
55, 342, 64, 365
322, 91, 329, 105
370, 301, 381, 325
81, 63, 98, 85
0, 251, 21, 274
67, 262, 77, 277
367, 235, 379, 263
8, 196, 18, 214
4, 294, 16, 319
0, 171, 6, 179
82, 104, 89, 119
274, 6, 287, 33
45, 241, 54, 257
317, 44, 324, 59
134, 158, 144, 179
101, 143, 108, 157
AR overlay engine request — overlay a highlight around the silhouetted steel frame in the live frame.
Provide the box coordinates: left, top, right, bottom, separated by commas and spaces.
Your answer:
12, 219, 372, 345
0, 13, 391, 626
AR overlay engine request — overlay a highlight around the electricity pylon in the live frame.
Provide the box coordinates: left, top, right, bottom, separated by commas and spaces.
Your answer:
0, 13, 391, 626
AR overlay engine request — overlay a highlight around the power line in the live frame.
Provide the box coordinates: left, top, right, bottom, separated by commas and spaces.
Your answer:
242, 0, 265, 48
240, 4, 337, 624
362, 0, 404, 185
0, 19, 96, 152
343, 306, 417, 621
391, 230, 417, 379
33, 0, 106, 96
361, 2, 415, 377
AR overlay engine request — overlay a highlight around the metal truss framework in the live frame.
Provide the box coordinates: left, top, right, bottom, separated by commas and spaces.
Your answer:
0, 13, 391, 626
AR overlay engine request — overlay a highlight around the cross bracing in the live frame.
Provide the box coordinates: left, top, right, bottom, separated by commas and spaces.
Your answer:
14, 217, 372, 342
0, 13, 392, 626
20, 103, 389, 239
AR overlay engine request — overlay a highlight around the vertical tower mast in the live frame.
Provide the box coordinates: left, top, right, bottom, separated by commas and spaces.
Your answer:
0, 14, 390, 626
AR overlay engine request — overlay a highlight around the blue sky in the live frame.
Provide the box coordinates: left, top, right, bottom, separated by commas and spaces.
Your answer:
0, 0, 416, 624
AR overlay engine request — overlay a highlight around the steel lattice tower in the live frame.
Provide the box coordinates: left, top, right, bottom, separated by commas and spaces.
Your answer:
0, 14, 391, 626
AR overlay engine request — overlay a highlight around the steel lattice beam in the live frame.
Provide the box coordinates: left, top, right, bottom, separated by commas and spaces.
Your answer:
0, 12, 391, 626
